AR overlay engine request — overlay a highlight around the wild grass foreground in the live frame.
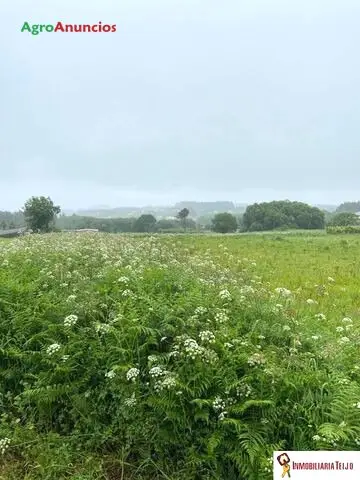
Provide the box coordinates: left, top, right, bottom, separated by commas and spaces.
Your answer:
0, 233, 360, 479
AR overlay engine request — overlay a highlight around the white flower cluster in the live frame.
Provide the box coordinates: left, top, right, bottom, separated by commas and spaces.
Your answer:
247, 353, 266, 367
239, 285, 255, 295
315, 313, 326, 320
214, 310, 228, 324
66, 294, 77, 303
236, 383, 252, 398
194, 306, 207, 315
95, 323, 111, 334
275, 287, 292, 298
339, 337, 350, 344
124, 392, 137, 407
213, 397, 228, 420
122, 289, 135, 298
213, 397, 226, 411
219, 289, 232, 300
353, 402, 360, 409
0, 437, 10, 455
149, 366, 164, 378
264, 457, 273, 474
181, 338, 218, 363
118, 276, 130, 284
342, 317, 352, 323
105, 370, 116, 379
46, 343, 61, 355
199, 330, 216, 344
64, 314, 78, 327
306, 298, 318, 305
126, 367, 140, 382
157, 375, 177, 391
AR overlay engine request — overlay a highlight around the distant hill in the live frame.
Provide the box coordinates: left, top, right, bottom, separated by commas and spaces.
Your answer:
314, 204, 338, 212
64, 202, 248, 220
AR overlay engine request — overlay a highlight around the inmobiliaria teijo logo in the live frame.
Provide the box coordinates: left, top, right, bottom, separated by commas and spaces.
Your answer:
21, 21, 116, 35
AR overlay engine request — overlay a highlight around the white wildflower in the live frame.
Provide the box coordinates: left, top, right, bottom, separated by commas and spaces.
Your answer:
218, 411, 227, 421
124, 393, 137, 407
95, 323, 111, 334
105, 370, 116, 379
213, 397, 226, 411
275, 287, 292, 298
219, 289, 231, 300
315, 313, 326, 320
0, 437, 10, 455
46, 343, 61, 355
64, 314, 78, 327
306, 299, 317, 305
336, 326, 344, 333
215, 310, 228, 324
199, 330, 216, 344
247, 353, 266, 366
194, 306, 207, 315
149, 366, 164, 378
66, 294, 77, 302
339, 337, 350, 344
126, 367, 140, 382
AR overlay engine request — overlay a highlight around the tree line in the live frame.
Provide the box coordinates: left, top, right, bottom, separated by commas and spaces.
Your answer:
1, 196, 360, 235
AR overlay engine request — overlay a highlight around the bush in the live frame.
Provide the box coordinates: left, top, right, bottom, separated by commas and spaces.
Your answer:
326, 226, 360, 234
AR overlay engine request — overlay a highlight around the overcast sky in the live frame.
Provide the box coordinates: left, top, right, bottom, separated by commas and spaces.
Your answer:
1, 0, 359, 210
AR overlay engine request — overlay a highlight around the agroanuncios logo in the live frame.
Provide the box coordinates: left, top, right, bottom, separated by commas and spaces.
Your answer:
21, 21, 117, 35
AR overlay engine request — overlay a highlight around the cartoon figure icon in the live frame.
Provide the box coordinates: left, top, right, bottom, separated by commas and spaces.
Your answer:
277, 452, 291, 478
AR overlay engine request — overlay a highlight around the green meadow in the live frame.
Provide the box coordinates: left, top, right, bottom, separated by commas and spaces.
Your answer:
0, 232, 359, 479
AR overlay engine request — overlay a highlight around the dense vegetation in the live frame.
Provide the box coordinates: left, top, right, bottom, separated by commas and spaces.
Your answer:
1, 233, 360, 479
336, 201, 360, 213
242, 200, 325, 232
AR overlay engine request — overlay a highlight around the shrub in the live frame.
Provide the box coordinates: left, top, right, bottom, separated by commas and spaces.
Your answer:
326, 226, 360, 234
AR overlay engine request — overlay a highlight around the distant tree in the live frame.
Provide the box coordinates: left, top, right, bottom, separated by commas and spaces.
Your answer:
23, 196, 61, 232
177, 208, 190, 231
156, 219, 178, 231
327, 212, 360, 227
133, 214, 157, 233
336, 201, 360, 214
242, 200, 325, 232
211, 212, 238, 233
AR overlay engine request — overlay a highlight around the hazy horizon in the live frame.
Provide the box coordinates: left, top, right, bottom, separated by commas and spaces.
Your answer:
1, 0, 359, 211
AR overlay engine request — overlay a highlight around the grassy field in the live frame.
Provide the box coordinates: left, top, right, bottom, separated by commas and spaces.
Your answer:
0, 232, 360, 479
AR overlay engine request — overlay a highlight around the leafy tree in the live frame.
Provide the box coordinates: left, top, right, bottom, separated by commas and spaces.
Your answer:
133, 214, 157, 233
327, 212, 360, 227
177, 208, 190, 231
242, 200, 325, 232
23, 196, 61, 232
211, 212, 238, 233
